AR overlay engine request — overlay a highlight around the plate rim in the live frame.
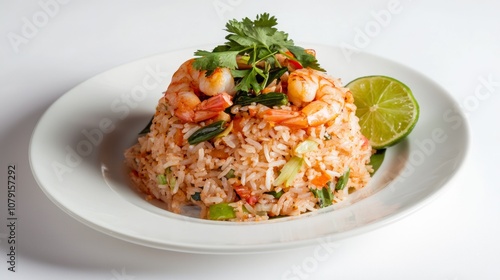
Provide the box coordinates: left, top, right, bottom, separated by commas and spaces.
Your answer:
29, 44, 471, 254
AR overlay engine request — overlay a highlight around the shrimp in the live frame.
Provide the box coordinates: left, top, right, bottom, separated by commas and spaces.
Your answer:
165, 59, 236, 123
262, 68, 347, 128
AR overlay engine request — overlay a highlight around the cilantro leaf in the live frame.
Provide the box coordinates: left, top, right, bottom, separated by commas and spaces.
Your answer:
287, 45, 325, 71
253, 13, 278, 28
193, 50, 240, 75
231, 67, 266, 93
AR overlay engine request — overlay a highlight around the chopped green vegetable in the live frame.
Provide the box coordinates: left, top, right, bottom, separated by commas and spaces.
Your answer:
266, 67, 288, 87
265, 190, 284, 199
165, 167, 176, 189
294, 139, 319, 155
225, 169, 236, 179
273, 156, 304, 187
139, 116, 154, 135
335, 168, 350, 191
157, 174, 167, 185
215, 121, 233, 139
208, 203, 236, 220
324, 133, 332, 140
193, 13, 324, 94
188, 121, 227, 145
311, 181, 334, 208
191, 192, 201, 201
233, 91, 288, 107
370, 149, 386, 174
157, 168, 176, 189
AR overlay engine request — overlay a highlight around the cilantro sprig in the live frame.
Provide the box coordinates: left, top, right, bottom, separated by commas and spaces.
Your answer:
193, 13, 324, 94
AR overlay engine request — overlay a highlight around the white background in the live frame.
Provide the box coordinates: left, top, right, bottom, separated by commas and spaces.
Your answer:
1, 0, 499, 279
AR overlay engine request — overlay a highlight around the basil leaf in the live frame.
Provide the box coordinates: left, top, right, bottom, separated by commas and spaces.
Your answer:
139, 116, 154, 135
233, 92, 288, 107
370, 149, 386, 175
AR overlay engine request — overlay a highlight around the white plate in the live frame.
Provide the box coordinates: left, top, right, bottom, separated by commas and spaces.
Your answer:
29, 45, 469, 254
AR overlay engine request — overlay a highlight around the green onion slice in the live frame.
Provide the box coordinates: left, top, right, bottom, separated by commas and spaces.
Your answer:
294, 139, 319, 155
335, 168, 350, 191
311, 181, 334, 208
188, 121, 226, 145
273, 156, 304, 188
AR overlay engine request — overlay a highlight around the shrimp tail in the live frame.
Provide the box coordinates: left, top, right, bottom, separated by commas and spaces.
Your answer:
165, 59, 235, 123
192, 92, 233, 123
197, 92, 233, 112
260, 67, 345, 128
262, 109, 308, 128
193, 111, 221, 123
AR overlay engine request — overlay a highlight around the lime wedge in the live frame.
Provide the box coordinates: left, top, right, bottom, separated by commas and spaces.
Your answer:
347, 76, 419, 149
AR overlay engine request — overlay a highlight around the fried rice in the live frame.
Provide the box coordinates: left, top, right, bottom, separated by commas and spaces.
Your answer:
124, 73, 373, 222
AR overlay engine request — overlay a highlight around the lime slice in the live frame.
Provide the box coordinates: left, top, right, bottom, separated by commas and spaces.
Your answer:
347, 76, 419, 149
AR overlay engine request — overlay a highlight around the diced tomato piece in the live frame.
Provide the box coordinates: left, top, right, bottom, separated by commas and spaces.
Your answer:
233, 185, 259, 206
285, 50, 303, 69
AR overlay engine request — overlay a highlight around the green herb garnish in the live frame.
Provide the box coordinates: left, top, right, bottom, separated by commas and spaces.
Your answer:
193, 13, 324, 94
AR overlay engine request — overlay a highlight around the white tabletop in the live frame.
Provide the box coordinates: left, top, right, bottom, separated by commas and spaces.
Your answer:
1, 0, 499, 279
